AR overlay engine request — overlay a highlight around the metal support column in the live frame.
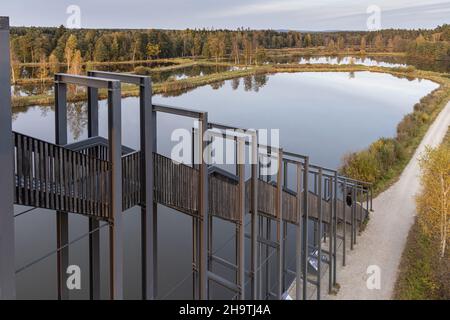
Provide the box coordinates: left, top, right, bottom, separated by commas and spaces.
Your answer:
89, 218, 100, 300
276, 149, 283, 299
250, 131, 258, 299
140, 77, 156, 299
198, 113, 209, 299
302, 157, 309, 300
295, 162, 302, 300
107, 82, 124, 300
316, 168, 322, 300
54, 76, 69, 300
0, 16, 15, 300
342, 179, 347, 266
87, 86, 100, 299
237, 138, 245, 300
327, 176, 333, 294
333, 172, 338, 286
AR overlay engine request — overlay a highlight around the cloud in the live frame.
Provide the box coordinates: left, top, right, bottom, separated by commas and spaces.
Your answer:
210, 1, 325, 18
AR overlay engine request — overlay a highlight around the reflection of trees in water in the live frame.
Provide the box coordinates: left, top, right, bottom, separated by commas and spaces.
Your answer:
67, 102, 88, 141
231, 78, 240, 90
253, 74, 268, 92
210, 80, 225, 90
241, 74, 269, 92
243, 76, 253, 91
348, 71, 355, 79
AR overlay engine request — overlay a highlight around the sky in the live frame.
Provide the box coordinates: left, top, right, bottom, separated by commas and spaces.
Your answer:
1, 0, 449, 31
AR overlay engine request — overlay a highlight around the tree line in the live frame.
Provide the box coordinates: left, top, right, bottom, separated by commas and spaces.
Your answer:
9, 25, 450, 67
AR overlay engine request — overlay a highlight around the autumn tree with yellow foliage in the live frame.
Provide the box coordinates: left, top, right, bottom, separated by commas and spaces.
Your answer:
416, 143, 450, 259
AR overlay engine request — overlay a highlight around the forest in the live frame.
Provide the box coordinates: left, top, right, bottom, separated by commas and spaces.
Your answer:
10, 25, 450, 67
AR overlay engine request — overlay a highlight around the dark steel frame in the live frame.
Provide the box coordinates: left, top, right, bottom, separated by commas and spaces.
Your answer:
87, 71, 156, 300
54, 73, 123, 300
0, 16, 15, 300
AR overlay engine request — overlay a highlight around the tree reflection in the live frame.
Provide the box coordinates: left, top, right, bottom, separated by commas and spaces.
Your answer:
231, 77, 240, 90
253, 74, 268, 92
67, 102, 88, 141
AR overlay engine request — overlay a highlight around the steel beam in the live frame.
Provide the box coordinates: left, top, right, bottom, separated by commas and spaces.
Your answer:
302, 157, 309, 300
295, 163, 302, 300
107, 82, 124, 300
0, 16, 15, 300
342, 179, 347, 266
140, 77, 156, 300
87, 87, 99, 137
276, 149, 283, 299
198, 113, 209, 300
87, 80, 100, 300
333, 171, 338, 286
54, 77, 69, 300
55, 74, 114, 89
89, 219, 100, 300
317, 168, 322, 300
250, 131, 258, 300
237, 137, 245, 299
153, 103, 203, 119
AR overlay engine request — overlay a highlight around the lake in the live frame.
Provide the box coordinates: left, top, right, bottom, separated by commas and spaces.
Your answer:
12, 71, 439, 299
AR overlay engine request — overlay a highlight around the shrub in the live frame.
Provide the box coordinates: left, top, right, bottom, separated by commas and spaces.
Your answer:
134, 66, 152, 75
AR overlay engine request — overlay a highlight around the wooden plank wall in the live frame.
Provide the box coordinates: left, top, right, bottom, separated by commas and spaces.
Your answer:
13, 132, 111, 220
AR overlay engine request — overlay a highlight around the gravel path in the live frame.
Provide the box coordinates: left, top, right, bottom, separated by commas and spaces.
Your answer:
327, 101, 450, 300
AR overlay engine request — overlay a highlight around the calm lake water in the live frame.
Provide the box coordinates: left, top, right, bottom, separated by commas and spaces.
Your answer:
12, 71, 439, 299
296, 56, 406, 68
266, 54, 450, 73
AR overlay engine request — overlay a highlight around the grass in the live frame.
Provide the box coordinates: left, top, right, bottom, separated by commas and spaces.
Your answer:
393, 219, 440, 299
393, 129, 450, 300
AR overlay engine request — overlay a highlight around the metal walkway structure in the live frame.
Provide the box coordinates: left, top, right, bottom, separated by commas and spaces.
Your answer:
0, 17, 372, 300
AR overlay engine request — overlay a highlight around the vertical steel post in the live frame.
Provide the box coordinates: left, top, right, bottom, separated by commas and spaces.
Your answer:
350, 187, 355, 249
366, 187, 370, 220
281, 162, 287, 293
87, 87, 99, 137
370, 187, 373, 211
328, 177, 333, 294
198, 113, 208, 300
237, 137, 245, 299
333, 172, 338, 286
140, 77, 157, 299
54, 75, 69, 300
295, 163, 302, 300
342, 179, 347, 266
87, 83, 100, 300
317, 168, 322, 300
89, 219, 100, 300
250, 131, 258, 299
276, 149, 283, 299
258, 215, 263, 299
0, 16, 15, 300
192, 127, 198, 299
265, 218, 270, 299
107, 81, 124, 300
302, 157, 309, 300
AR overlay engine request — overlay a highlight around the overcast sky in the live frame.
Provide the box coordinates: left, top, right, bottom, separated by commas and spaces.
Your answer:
1, 0, 449, 30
